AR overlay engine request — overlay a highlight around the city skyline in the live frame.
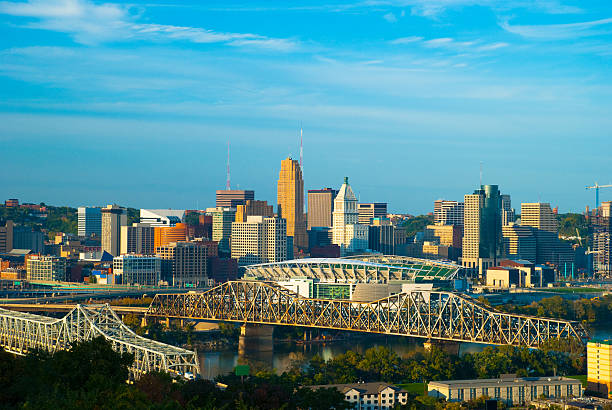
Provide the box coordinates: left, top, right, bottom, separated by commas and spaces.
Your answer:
1, 0, 611, 213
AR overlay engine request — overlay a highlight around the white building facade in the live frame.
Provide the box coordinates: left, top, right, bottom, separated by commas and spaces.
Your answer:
113, 255, 161, 286
332, 177, 368, 256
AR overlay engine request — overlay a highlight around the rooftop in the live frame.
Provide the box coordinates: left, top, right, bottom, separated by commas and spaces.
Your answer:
308, 382, 407, 396
428, 375, 579, 387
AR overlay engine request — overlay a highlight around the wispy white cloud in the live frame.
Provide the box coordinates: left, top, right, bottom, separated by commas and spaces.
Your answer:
476, 42, 508, 51
383, 12, 397, 22
389, 36, 423, 44
0, 0, 298, 50
390, 35, 509, 55
423, 37, 454, 47
501, 17, 612, 40
364, 0, 582, 18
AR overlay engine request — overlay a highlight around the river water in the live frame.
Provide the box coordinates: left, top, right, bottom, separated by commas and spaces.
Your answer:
198, 328, 612, 380
198, 335, 485, 380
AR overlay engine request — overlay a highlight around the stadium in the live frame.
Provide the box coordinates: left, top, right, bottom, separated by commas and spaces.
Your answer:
243, 255, 460, 283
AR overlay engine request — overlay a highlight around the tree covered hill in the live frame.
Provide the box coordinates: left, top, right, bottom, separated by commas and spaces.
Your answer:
0, 203, 139, 237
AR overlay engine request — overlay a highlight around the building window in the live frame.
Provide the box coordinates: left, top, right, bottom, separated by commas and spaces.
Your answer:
483, 387, 488, 397
470, 388, 476, 400
494, 387, 500, 399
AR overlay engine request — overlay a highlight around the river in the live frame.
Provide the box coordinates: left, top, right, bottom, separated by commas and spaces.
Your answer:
198, 327, 612, 380
198, 335, 486, 380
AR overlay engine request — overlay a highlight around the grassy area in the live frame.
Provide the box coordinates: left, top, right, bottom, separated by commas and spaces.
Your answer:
397, 383, 426, 395
567, 375, 587, 387
539, 287, 603, 294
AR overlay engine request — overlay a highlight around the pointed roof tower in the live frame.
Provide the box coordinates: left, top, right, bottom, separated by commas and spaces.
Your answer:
335, 177, 357, 202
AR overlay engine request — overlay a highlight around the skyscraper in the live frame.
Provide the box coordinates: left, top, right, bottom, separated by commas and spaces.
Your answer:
521, 203, 558, 233
77, 206, 102, 237
0, 220, 14, 253
277, 157, 307, 250
230, 216, 287, 266
591, 202, 612, 275
121, 223, 155, 255
156, 242, 208, 287
461, 185, 504, 278
433, 200, 464, 226
357, 203, 388, 225
332, 177, 369, 256
501, 195, 515, 226
307, 188, 338, 229
101, 204, 127, 257
215, 190, 254, 207
502, 224, 536, 263
211, 207, 236, 254
520, 203, 572, 269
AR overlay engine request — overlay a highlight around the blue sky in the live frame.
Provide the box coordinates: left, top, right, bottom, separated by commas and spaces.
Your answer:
0, 0, 611, 213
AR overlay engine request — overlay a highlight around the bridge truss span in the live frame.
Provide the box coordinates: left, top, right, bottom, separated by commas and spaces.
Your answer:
0, 304, 199, 379
147, 281, 588, 348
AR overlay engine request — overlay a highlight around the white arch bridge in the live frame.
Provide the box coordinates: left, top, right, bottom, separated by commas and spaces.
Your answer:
0, 303, 199, 379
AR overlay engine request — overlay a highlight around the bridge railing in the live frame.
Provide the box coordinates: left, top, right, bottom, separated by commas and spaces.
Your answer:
147, 280, 589, 348
0, 304, 199, 379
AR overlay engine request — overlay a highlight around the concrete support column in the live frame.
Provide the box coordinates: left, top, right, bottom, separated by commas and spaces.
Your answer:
239, 324, 274, 354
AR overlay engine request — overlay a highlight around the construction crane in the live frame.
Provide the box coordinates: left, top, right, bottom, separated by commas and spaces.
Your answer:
586, 182, 612, 209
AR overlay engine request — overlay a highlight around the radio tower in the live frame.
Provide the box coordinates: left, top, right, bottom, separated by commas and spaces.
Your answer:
226, 140, 231, 190
299, 125, 303, 171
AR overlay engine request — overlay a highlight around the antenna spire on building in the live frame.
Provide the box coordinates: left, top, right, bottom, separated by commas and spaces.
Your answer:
226, 140, 231, 190
479, 161, 483, 187
299, 124, 303, 171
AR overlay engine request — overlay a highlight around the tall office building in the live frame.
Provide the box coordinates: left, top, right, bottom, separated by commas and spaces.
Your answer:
307, 188, 338, 229
368, 218, 406, 255
0, 220, 14, 253
235, 200, 274, 223
156, 242, 208, 287
101, 205, 127, 257
501, 195, 515, 226
77, 207, 102, 237
215, 190, 254, 208
210, 207, 236, 254
502, 224, 536, 263
433, 200, 464, 226
140, 209, 185, 227
277, 158, 307, 250
120, 223, 155, 255
462, 185, 504, 277
521, 203, 571, 268
13, 226, 44, 253
357, 203, 388, 225
591, 202, 612, 275
230, 216, 287, 266
332, 177, 368, 256
521, 203, 558, 233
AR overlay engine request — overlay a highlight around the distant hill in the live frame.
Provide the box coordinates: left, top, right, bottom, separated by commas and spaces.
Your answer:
0, 203, 139, 237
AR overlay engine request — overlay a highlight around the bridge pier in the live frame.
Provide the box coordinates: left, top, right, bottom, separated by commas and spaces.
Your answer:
423, 339, 460, 355
238, 324, 274, 354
